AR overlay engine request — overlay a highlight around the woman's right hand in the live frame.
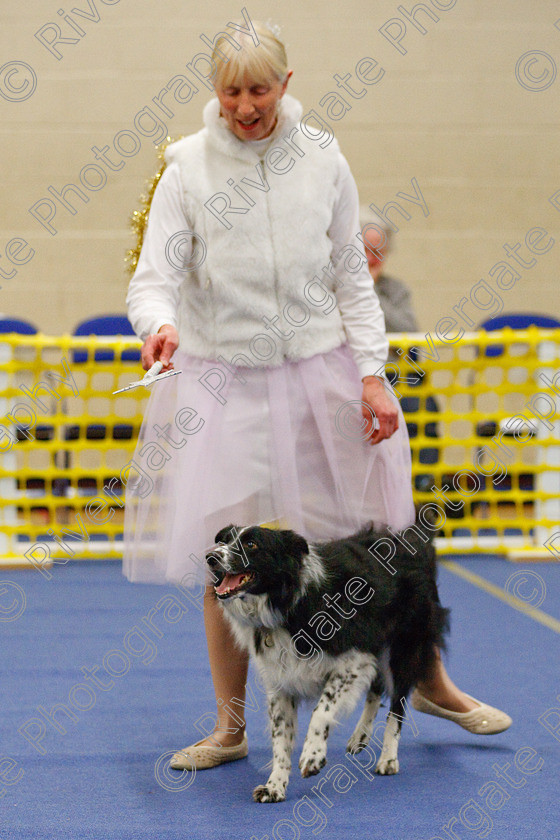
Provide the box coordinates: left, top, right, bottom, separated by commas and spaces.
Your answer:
141, 324, 179, 371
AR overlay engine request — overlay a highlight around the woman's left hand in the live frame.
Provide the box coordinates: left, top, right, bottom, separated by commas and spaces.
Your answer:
360, 376, 399, 445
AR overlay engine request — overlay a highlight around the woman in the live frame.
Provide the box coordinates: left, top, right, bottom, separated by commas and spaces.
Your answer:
124, 21, 511, 771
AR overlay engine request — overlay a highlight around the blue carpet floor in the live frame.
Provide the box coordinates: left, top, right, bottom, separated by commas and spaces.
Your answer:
1, 557, 558, 840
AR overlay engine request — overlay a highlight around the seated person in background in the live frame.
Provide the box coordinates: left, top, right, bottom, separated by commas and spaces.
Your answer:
360, 210, 419, 333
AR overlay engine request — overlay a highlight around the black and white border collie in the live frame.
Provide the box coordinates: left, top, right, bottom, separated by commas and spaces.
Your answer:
207, 523, 449, 803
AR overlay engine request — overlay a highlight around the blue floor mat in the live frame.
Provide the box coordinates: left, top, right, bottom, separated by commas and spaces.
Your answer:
1, 558, 558, 840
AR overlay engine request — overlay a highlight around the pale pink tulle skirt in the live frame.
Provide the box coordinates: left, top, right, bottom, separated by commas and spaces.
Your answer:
122, 345, 415, 586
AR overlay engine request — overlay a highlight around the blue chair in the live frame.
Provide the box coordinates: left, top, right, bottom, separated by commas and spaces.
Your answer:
73, 314, 140, 363
0, 317, 37, 335
480, 313, 560, 330
479, 313, 560, 357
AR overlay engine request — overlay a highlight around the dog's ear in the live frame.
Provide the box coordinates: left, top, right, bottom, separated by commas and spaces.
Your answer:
280, 530, 309, 560
214, 524, 238, 544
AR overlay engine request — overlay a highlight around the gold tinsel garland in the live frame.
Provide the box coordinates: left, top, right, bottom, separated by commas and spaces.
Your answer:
124, 136, 182, 278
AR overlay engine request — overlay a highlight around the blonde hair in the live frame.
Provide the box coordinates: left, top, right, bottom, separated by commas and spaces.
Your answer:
211, 21, 289, 89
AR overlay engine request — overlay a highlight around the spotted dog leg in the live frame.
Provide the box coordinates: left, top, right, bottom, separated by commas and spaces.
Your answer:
253, 692, 297, 803
375, 634, 423, 775
375, 661, 414, 775
346, 673, 385, 754
299, 654, 376, 778
375, 709, 402, 775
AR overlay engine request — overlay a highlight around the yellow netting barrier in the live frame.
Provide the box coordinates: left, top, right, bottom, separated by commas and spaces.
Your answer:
0, 328, 558, 567
389, 327, 560, 559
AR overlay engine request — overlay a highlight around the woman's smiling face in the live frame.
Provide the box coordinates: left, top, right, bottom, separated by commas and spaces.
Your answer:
215, 72, 291, 141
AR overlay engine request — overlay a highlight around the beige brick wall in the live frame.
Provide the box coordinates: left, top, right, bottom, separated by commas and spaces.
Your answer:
0, 0, 558, 336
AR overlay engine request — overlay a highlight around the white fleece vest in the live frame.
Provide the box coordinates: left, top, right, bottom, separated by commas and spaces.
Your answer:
164, 95, 347, 366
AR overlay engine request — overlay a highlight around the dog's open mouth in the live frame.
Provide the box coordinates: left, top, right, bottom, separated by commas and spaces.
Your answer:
214, 572, 254, 599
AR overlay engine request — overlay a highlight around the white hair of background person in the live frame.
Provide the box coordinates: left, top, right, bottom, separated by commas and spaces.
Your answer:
359, 206, 394, 254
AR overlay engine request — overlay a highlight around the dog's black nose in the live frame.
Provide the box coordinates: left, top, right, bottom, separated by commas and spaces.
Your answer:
206, 553, 220, 568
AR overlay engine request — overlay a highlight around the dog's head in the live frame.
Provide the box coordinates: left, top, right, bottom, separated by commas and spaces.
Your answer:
206, 524, 309, 614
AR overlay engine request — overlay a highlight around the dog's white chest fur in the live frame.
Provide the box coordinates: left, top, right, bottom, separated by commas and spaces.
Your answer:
259, 628, 370, 697
224, 603, 377, 698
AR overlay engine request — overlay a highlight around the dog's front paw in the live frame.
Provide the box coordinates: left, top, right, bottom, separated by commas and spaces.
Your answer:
299, 746, 327, 778
375, 758, 399, 775
299, 755, 326, 778
346, 732, 370, 754
253, 784, 286, 803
